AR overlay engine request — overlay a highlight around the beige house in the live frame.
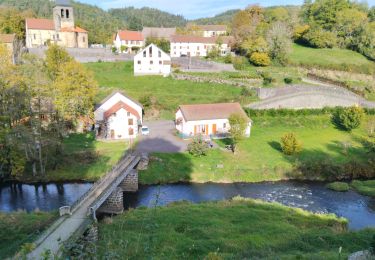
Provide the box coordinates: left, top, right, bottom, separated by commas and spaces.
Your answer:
199, 25, 228, 37
25, 0, 88, 48
0, 33, 16, 63
142, 27, 176, 41
113, 30, 144, 53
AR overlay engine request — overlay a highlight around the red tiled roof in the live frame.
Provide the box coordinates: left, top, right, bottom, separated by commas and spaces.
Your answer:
171, 35, 233, 44
0, 34, 15, 43
60, 26, 88, 33
104, 101, 141, 120
26, 18, 55, 30
178, 103, 249, 122
117, 30, 144, 41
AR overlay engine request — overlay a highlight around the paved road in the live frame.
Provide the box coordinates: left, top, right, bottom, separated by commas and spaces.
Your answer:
137, 120, 189, 153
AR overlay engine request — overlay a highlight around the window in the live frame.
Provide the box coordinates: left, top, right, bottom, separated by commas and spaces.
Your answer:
82, 36, 85, 43
149, 46, 153, 57
197, 52, 200, 56
159, 60, 162, 65
137, 60, 141, 65
143, 51, 146, 58
33, 34, 36, 40
204, 45, 207, 49
128, 118, 134, 125
53, 35, 55, 40
57, 34, 59, 40
127, 112, 131, 116
61, 9, 64, 18
150, 61, 153, 65
158, 51, 161, 58
174, 46, 176, 49
197, 46, 200, 50
66, 9, 70, 19
174, 52, 176, 55
223, 123, 227, 128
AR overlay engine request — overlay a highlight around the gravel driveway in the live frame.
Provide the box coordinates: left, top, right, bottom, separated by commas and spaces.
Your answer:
136, 120, 189, 154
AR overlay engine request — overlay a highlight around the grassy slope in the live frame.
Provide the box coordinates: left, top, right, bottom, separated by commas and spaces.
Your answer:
351, 180, 375, 197
289, 44, 375, 73
140, 115, 374, 184
97, 199, 374, 259
0, 211, 57, 259
19, 133, 128, 182
85, 62, 245, 119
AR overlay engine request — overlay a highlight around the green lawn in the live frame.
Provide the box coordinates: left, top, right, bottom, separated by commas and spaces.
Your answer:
85, 62, 246, 119
289, 44, 375, 74
140, 115, 375, 185
19, 133, 128, 183
0, 211, 57, 259
96, 198, 375, 259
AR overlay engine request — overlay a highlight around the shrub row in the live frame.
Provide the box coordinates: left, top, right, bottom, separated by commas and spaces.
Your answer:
244, 107, 375, 117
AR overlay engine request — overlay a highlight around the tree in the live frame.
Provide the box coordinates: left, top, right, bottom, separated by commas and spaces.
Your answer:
265, 7, 289, 23
332, 106, 365, 131
228, 113, 249, 153
45, 45, 73, 80
281, 133, 302, 155
303, 28, 337, 48
187, 136, 209, 157
145, 38, 170, 53
266, 22, 292, 64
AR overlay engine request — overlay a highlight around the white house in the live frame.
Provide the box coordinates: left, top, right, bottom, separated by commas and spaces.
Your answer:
113, 30, 144, 53
199, 25, 228, 37
170, 35, 233, 58
175, 103, 251, 139
134, 44, 171, 76
94, 92, 143, 140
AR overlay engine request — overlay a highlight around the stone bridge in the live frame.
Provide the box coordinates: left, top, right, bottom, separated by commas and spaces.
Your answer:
27, 152, 147, 259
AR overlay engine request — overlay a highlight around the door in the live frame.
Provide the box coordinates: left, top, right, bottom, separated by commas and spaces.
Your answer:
205, 125, 209, 135
212, 124, 217, 135
110, 129, 115, 139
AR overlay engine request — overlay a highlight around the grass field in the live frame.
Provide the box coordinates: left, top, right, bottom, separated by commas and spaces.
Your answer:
351, 180, 375, 197
0, 211, 57, 259
18, 133, 128, 183
140, 114, 374, 185
289, 44, 375, 74
97, 198, 375, 259
85, 62, 248, 119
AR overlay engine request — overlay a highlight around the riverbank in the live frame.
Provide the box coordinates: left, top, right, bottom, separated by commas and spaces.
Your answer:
0, 211, 57, 259
96, 198, 375, 259
139, 114, 375, 185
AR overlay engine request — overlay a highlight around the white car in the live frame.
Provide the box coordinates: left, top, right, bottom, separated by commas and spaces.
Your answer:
141, 126, 150, 136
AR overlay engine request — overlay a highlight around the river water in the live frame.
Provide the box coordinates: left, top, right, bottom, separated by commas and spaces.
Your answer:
1, 181, 374, 230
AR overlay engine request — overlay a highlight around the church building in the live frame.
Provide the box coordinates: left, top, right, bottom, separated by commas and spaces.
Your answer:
25, 0, 88, 48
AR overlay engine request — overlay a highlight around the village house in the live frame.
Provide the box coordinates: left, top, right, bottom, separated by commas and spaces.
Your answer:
134, 44, 171, 76
94, 92, 143, 140
142, 27, 176, 41
170, 35, 233, 57
175, 103, 251, 139
0, 33, 16, 63
199, 25, 228, 37
25, 0, 88, 48
113, 30, 144, 53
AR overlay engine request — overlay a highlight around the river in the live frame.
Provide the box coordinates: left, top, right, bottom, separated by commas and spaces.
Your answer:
1, 181, 374, 230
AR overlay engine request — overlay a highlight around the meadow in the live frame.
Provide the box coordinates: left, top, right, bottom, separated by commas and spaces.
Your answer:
97, 198, 374, 259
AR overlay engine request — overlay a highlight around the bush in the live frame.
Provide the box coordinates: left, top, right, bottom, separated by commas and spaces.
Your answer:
260, 72, 275, 86
120, 45, 128, 53
249, 52, 271, 66
326, 182, 350, 192
131, 46, 140, 52
187, 137, 209, 157
280, 132, 302, 155
332, 106, 365, 131
284, 77, 293, 84
111, 46, 117, 53
240, 87, 254, 97
363, 137, 375, 154
303, 29, 337, 48
232, 56, 247, 70
224, 53, 232, 64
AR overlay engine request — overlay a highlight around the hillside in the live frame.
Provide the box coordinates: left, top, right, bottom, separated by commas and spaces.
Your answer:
108, 7, 187, 31
192, 9, 239, 25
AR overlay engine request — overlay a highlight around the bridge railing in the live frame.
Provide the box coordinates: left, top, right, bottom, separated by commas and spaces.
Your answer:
69, 150, 135, 214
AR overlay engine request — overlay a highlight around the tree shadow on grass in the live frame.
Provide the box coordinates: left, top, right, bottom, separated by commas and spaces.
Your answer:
268, 141, 282, 152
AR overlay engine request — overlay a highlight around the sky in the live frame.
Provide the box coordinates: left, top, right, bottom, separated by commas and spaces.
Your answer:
77, 0, 375, 19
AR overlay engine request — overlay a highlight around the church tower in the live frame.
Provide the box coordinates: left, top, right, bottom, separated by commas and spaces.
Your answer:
53, 0, 74, 30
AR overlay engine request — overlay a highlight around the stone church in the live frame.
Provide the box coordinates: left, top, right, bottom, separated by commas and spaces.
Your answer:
25, 0, 88, 48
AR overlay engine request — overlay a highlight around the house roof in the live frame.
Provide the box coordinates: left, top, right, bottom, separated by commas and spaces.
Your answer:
142, 27, 176, 40
0, 34, 15, 43
60, 26, 88, 33
117, 30, 144, 41
26, 18, 55, 30
171, 35, 233, 44
135, 43, 170, 58
104, 101, 141, 120
199, 25, 227, 31
178, 103, 249, 122
95, 91, 143, 110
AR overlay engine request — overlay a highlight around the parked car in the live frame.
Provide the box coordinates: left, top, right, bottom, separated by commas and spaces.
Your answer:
141, 126, 150, 135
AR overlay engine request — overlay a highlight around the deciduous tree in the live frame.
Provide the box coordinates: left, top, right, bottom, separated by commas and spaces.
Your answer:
228, 113, 249, 153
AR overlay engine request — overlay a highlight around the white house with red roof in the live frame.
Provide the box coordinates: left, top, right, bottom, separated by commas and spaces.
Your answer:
25, 0, 88, 48
134, 44, 171, 76
94, 92, 143, 140
113, 30, 144, 53
175, 103, 251, 139
170, 35, 233, 58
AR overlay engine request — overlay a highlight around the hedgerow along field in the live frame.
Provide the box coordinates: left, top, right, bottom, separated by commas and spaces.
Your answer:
85, 61, 254, 119
96, 199, 374, 259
